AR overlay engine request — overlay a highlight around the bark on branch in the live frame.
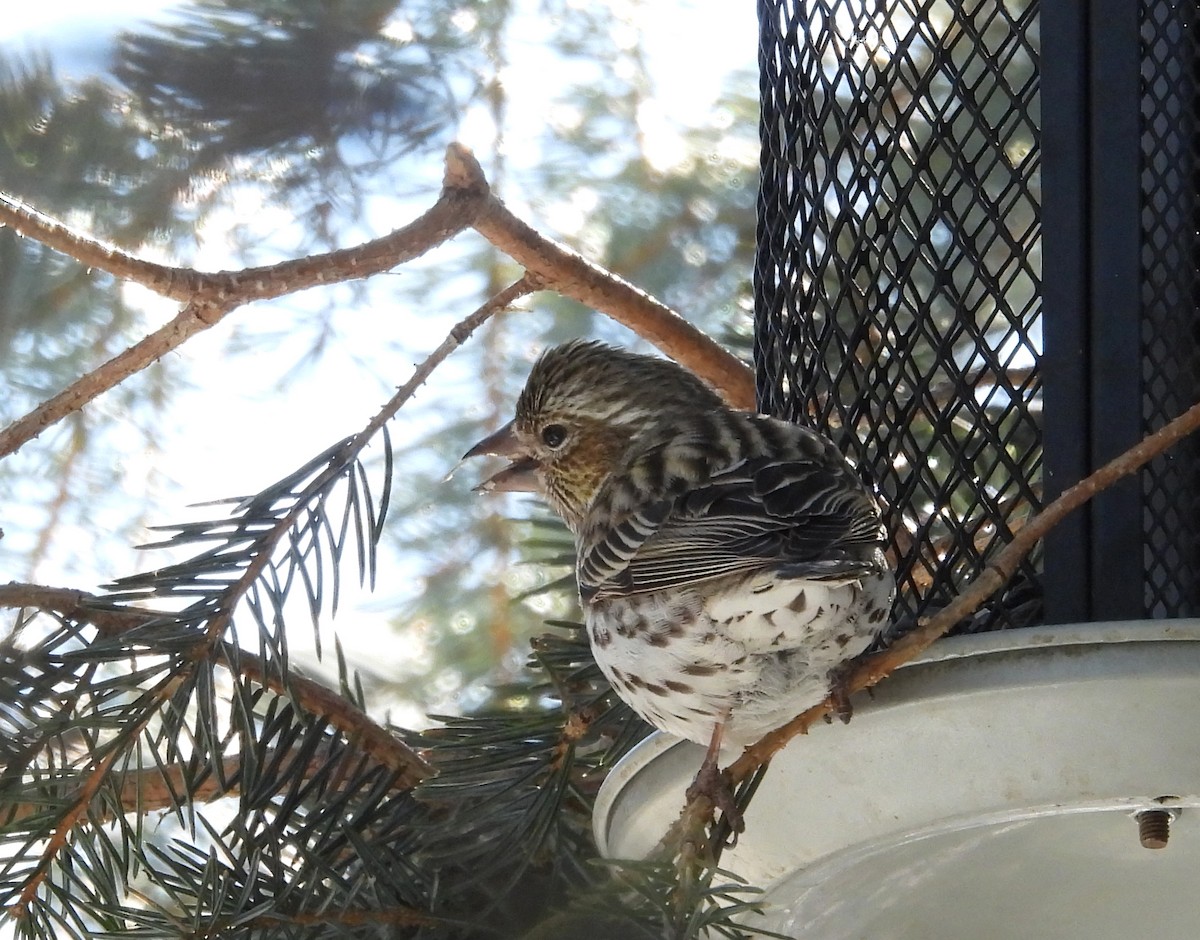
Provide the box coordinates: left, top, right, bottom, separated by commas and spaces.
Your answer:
0, 156, 490, 304
443, 145, 753, 407
0, 144, 753, 460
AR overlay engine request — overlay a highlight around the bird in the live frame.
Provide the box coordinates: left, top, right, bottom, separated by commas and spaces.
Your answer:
465, 340, 893, 818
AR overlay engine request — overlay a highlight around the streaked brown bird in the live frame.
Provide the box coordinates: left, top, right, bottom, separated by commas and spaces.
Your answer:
466, 341, 893, 785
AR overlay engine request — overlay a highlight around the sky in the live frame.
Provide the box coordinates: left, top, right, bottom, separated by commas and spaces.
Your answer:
0, 1, 188, 72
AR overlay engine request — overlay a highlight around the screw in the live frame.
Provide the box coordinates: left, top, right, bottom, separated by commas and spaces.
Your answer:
1136, 809, 1171, 850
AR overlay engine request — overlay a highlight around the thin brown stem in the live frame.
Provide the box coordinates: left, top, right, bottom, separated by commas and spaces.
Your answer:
25, 417, 86, 575
443, 145, 756, 409
15, 672, 178, 908
2, 755, 243, 827
354, 271, 542, 445
0, 301, 231, 458
0, 158, 488, 304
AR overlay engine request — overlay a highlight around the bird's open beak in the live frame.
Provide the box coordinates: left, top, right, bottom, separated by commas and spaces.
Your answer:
462, 420, 541, 493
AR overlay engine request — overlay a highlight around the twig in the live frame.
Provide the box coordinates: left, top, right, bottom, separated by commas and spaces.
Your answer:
0, 301, 230, 458
0, 158, 489, 304
0, 154, 492, 459
445, 143, 755, 408
1, 144, 748, 460
353, 271, 542, 444
14, 673, 178, 908
2, 755, 244, 827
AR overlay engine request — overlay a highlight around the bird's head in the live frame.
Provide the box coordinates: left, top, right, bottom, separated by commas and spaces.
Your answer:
464, 340, 725, 531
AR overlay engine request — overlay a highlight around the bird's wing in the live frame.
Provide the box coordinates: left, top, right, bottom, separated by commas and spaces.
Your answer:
578, 453, 884, 602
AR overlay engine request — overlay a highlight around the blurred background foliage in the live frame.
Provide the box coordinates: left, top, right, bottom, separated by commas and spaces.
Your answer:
0, 0, 757, 722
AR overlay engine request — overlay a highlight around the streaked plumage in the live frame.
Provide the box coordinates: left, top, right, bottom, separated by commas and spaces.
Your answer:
467, 340, 894, 749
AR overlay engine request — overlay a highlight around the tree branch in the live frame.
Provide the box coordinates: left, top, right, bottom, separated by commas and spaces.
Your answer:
0, 156, 489, 305
0, 270, 546, 851
0, 300, 230, 458
1, 755, 243, 828
15, 673, 175, 908
0, 153, 493, 459
0, 582, 432, 788
1, 144, 752, 463
353, 272, 543, 445
443, 144, 755, 408
2, 270, 553, 894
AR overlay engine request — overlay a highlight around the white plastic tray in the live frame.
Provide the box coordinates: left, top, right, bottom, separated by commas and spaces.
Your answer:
594, 622, 1200, 938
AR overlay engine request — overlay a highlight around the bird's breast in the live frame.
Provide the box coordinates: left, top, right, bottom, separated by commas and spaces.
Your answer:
584, 569, 895, 747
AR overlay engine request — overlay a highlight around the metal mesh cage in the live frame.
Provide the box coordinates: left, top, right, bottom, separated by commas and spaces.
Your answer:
1139, 0, 1200, 617
755, 0, 1043, 632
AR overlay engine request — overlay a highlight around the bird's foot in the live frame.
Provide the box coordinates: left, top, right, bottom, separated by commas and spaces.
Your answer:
826, 661, 857, 724
686, 757, 744, 842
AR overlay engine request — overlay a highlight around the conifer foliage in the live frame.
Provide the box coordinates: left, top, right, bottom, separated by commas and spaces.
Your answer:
1, 422, 775, 937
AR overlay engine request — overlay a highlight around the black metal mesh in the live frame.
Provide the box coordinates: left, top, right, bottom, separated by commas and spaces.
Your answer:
754, 0, 1043, 633
1140, 0, 1200, 617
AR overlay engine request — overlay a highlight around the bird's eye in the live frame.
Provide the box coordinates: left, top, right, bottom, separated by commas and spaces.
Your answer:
541, 424, 568, 448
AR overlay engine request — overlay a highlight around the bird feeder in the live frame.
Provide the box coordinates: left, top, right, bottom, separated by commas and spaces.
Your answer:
599, 1, 1200, 935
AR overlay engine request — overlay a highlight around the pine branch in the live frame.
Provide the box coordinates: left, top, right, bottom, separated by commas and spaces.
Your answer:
3, 754, 244, 827
0, 267, 556, 933
0, 300, 226, 459
2, 634, 436, 934
0, 582, 430, 787
10, 671, 176, 910
2, 424, 402, 915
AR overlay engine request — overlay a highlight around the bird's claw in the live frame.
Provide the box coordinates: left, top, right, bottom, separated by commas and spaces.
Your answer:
687, 759, 744, 843
827, 662, 856, 724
